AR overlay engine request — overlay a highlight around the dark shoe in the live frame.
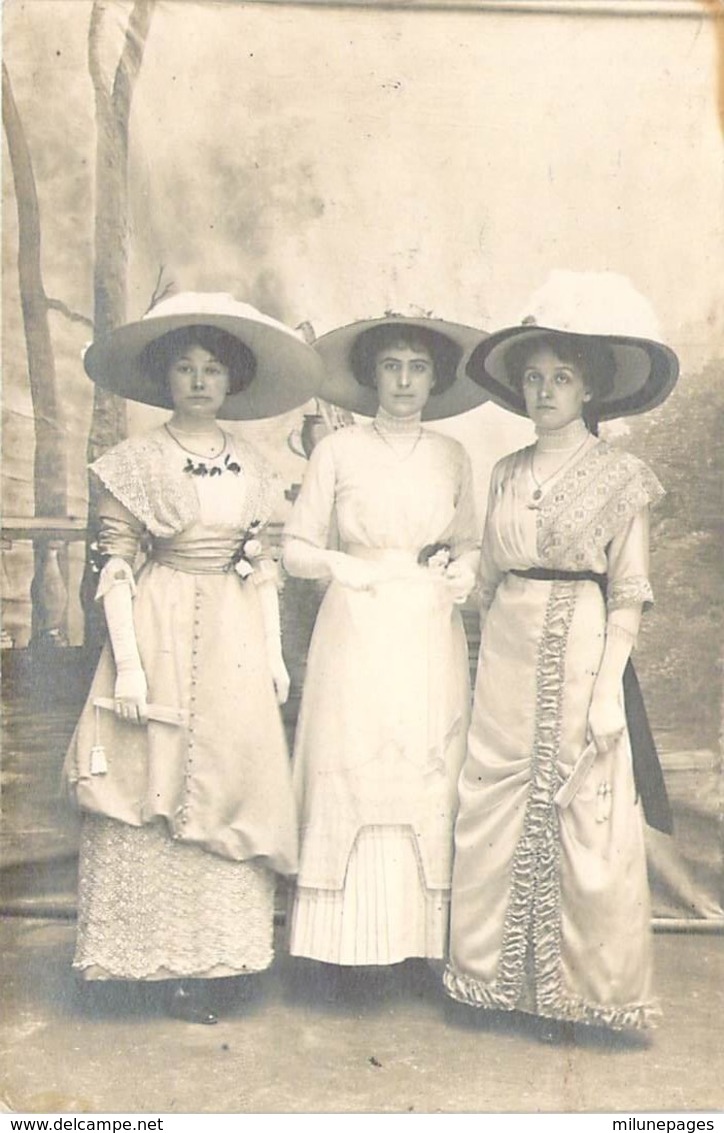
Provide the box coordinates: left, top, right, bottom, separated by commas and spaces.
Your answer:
167, 982, 218, 1025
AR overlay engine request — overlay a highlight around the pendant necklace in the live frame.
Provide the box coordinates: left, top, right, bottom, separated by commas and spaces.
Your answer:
372, 422, 424, 461
528, 434, 590, 508
164, 423, 240, 477
165, 422, 226, 458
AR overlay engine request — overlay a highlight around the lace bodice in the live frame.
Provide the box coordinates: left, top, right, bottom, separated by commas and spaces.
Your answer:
91, 425, 279, 538
91, 426, 282, 588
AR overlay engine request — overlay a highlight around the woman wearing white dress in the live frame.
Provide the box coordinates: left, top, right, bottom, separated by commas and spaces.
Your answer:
283, 314, 489, 973
64, 292, 322, 1022
444, 273, 678, 1038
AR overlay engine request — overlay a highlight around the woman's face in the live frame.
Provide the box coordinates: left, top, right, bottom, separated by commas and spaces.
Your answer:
167, 344, 230, 420
374, 344, 435, 418
520, 345, 591, 430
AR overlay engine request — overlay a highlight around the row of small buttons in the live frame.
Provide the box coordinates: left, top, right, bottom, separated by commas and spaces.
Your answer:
174, 582, 202, 839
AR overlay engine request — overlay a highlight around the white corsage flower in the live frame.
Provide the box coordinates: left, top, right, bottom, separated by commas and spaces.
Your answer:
242, 538, 263, 560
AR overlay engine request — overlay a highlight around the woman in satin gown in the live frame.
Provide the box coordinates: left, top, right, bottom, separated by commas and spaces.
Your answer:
282, 314, 488, 977
444, 273, 678, 1037
64, 292, 321, 1022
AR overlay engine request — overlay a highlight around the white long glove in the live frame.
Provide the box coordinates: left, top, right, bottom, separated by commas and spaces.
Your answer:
587, 605, 641, 755
257, 578, 290, 705
103, 577, 148, 724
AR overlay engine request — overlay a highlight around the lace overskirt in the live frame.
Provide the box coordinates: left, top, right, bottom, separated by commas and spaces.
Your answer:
74, 816, 276, 980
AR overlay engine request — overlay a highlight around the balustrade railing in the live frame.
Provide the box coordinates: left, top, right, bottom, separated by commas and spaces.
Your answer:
0, 517, 290, 651
1, 517, 88, 649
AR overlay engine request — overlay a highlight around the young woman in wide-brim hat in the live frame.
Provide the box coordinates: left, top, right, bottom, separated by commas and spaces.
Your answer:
282, 313, 488, 981
64, 292, 322, 1023
443, 271, 679, 1039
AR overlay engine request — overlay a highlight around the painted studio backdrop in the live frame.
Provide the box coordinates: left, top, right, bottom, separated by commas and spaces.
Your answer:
2, 0, 722, 923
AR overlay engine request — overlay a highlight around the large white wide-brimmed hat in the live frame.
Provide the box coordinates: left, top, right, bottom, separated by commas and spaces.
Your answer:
83, 291, 324, 420
466, 271, 679, 420
314, 313, 490, 421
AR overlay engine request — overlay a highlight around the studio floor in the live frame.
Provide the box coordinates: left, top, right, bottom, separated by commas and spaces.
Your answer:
0, 917, 722, 1115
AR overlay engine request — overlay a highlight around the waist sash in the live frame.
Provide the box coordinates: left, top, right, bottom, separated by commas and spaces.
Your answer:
151, 538, 239, 575
508, 567, 673, 834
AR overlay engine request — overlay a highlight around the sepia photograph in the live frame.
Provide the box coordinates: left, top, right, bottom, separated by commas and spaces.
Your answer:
1, 0, 723, 1117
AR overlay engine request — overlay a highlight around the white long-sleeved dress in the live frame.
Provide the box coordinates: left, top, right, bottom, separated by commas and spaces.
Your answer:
284, 418, 479, 965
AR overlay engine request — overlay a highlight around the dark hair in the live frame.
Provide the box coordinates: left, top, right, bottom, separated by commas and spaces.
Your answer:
506, 332, 616, 435
349, 324, 461, 395
139, 325, 256, 396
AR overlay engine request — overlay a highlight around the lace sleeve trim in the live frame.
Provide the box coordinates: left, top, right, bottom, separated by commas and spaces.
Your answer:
607, 575, 654, 612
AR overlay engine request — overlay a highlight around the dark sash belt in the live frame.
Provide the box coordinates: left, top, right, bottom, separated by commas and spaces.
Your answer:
509, 567, 674, 834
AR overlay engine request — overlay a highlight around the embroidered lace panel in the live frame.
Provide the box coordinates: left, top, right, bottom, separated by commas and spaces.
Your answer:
537, 443, 664, 571
73, 816, 276, 979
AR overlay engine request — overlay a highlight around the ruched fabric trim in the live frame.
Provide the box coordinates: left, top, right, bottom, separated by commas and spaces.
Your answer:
489, 582, 573, 1013
444, 580, 659, 1031
442, 965, 661, 1031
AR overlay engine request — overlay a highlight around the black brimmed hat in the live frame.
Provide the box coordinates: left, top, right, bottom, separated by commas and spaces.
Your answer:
467, 272, 678, 420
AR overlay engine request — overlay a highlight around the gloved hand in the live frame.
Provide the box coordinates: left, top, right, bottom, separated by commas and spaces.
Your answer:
327, 552, 386, 592
443, 559, 477, 604
587, 689, 626, 755
114, 665, 149, 724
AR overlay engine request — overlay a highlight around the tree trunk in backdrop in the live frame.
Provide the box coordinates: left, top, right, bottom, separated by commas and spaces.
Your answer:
2, 63, 70, 643
83, 0, 155, 649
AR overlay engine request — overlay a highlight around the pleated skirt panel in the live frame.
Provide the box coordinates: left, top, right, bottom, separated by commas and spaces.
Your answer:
289, 825, 449, 966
